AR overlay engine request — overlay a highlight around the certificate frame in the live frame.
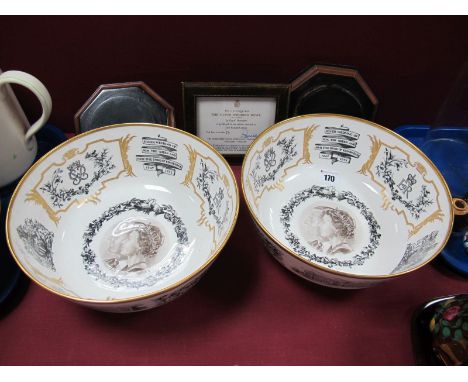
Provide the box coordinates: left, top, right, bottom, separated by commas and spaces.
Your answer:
182, 82, 290, 162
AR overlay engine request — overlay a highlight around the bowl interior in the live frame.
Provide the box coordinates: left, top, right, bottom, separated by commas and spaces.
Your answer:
242, 115, 453, 277
7, 124, 238, 302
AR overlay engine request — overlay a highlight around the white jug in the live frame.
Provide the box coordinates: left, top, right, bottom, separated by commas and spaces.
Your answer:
0, 70, 52, 188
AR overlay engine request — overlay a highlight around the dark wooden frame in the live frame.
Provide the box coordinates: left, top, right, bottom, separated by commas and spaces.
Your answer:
289, 64, 378, 121
182, 82, 290, 162
74, 81, 175, 134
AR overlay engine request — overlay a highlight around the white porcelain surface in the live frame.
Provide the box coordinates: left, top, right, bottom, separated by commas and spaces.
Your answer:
242, 114, 453, 289
7, 124, 239, 312
0, 70, 52, 187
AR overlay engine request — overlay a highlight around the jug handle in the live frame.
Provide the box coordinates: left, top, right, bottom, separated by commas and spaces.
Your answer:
0, 70, 52, 142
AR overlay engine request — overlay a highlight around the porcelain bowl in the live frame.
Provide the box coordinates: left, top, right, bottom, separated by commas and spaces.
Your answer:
242, 114, 454, 289
7, 124, 239, 312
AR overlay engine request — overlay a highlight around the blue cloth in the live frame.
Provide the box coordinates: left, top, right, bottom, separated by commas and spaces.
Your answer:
395, 125, 468, 276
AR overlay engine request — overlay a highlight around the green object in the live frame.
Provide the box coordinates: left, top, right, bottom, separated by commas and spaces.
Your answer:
413, 294, 468, 365
454, 329, 463, 341
442, 327, 451, 338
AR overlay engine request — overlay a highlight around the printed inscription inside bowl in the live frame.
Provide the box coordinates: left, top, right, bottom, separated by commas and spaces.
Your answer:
300, 205, 356, 255
101, 217, 165, 275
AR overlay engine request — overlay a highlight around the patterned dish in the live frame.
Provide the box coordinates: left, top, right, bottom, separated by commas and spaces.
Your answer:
6, 124, 239, 312
241, 114, 455, 289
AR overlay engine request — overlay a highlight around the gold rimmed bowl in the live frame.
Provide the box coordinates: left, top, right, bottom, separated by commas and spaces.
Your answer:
6, 124, 239, 312
242, 114, 455, 289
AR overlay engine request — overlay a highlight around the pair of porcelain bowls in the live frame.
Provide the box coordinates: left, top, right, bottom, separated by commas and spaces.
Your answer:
6, 114, 456, 312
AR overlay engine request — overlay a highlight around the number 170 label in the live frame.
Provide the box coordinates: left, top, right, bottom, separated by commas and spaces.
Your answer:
321, 170, 339, 183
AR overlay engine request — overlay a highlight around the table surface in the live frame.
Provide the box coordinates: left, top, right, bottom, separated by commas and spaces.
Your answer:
0, 165, 467, 366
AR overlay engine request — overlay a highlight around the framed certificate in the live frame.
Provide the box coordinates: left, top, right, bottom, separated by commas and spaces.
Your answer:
182, 82, 290, 161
